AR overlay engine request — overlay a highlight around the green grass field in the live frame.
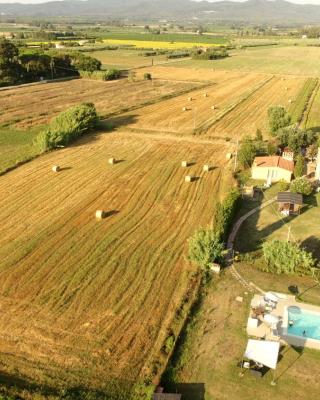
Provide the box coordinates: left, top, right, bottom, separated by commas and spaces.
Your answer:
165, 272, 320, 400
235, 188, 320, 260
173, 46, 320, 76
91, 49, 168, 69
100, 32, 228, 45
0, 127, 42, 174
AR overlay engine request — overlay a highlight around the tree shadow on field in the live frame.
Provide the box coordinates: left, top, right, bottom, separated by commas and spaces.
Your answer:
71, 114, 138, 147
301, 236, 320, 261
0, 368, 135, 398
166, 383, 205, 400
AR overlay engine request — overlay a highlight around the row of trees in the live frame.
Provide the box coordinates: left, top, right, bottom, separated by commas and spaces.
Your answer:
0, 39, 102, 86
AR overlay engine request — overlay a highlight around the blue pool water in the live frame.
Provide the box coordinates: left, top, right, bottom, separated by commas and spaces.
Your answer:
287, 306, 320, 340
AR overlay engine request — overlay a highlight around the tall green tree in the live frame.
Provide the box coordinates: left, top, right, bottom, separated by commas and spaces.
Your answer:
188, 229, 224, 270
0, 39, 23, 86
238, 137, 256, 169
268, 106, 291, 136
294, 154, 305, 178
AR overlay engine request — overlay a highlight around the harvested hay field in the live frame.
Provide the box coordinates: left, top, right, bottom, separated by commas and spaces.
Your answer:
207, 75, 306, 137
135, 66, 252, 82
125, 74, 306, 138
0, 78, 201, 129
0, 131, 231, 397
123, 73, 270, 135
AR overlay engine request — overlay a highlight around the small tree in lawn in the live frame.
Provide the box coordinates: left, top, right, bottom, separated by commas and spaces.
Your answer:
238, 137, 256, 169
268, 106, 291, 136
290, 177, 312, 195
188, 229, 224, 270
294, 154, 305, 178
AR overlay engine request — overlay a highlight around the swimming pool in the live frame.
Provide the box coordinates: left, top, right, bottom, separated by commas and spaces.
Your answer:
287, 306, 320, 340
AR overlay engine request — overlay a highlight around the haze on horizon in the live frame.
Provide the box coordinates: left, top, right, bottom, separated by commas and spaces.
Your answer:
0, 0, 320, 5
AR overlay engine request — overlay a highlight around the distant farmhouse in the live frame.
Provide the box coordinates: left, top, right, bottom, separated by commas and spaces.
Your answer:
251, 156, 294, 183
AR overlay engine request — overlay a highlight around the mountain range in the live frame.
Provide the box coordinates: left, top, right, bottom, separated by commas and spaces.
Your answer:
2, 0, 320, 24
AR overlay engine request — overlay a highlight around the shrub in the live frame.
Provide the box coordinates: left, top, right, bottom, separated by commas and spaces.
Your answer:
80, 69, 120, 81
278, 179, 290, 192
163, 334, 175, 354
213, 188, 241, 241
188, 229, 224, 270
143, 72, 152, 80
290, 177, 312, 195
262, 240, 316, 275
36, 103, 98, 151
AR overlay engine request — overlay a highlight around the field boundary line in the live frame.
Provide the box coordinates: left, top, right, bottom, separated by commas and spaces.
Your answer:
0, 76, 79, 92
226, 197, 276, 293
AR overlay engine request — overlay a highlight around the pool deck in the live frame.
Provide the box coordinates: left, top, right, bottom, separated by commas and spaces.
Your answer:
247, 293, 320, 350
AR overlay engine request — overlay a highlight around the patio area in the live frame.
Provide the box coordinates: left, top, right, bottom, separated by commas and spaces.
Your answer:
247, 292, 320, 350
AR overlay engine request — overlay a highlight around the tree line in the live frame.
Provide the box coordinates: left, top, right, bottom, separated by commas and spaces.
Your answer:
0, 39, 102, 86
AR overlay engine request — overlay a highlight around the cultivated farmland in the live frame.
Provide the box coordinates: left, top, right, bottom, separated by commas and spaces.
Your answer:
125, 74, 307, 138
207, 75, 306, 137
0, 131, 231, 397
0, 78, 201, 129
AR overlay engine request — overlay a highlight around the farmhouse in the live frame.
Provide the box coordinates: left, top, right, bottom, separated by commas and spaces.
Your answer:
251, 156, 294, 183
277, 192, 303, 215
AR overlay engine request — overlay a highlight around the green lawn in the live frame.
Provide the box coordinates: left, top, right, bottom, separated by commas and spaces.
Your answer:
174, 46, 320, 76
0, 127, 42, 174
235, 188, 320, 260
166, 272, 320, 400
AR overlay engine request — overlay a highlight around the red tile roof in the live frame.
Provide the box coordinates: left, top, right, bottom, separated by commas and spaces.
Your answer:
253, 156, 294, 172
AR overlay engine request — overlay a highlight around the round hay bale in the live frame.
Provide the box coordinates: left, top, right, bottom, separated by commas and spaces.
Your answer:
109, 158, 116, 165
182, 107, 187, 111
203, 93, 208, 98
203, 164, 211, 172
185, 175, 193, 183
96, 210, 106, 220
211, 105, 216, 110
226, 153, 233, 160
188, 97, 193, 102
181, 161, 188, 168
288, 99, 292, 103
52, 165, 60, 173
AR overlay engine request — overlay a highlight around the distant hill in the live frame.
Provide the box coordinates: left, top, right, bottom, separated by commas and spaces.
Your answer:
2, 0, 320, 24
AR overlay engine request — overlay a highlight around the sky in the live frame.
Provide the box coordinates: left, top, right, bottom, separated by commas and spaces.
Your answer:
1, 0, 320, 5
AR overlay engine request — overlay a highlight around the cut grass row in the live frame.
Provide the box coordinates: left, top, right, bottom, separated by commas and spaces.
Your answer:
0, 132, 231, 397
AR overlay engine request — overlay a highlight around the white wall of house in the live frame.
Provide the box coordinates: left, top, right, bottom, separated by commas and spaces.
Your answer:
252, 166, 292, 182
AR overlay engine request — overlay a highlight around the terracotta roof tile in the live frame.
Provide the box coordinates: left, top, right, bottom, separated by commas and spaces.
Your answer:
253, 156, 294, 173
